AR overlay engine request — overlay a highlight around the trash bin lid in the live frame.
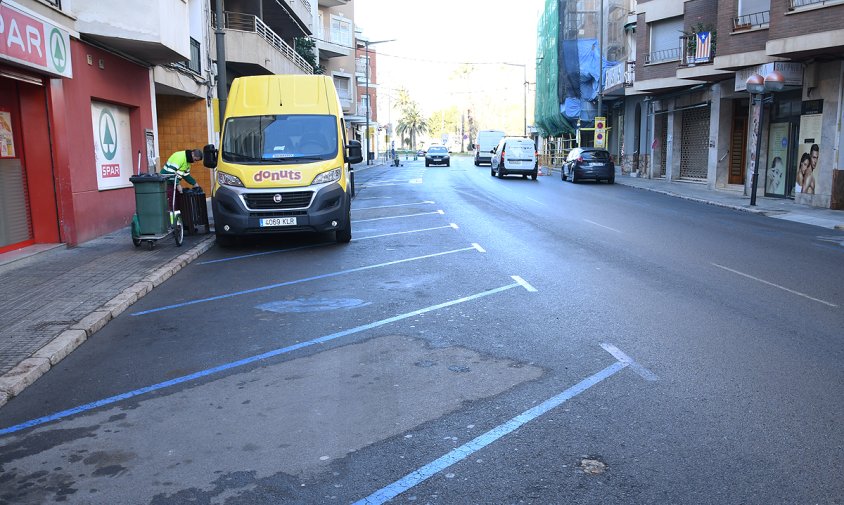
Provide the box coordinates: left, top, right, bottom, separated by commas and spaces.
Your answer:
130, 173, 167, 183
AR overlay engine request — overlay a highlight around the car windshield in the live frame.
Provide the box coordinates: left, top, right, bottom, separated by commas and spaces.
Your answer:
222, 115, 338, 164
428, 147, 447, 154
582, 150, 610, 160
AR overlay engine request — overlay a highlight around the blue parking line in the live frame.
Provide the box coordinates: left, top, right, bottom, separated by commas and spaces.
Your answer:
196, 243, 331, 265
130, 246, 478, 316
0, 282, 521, 437
353, 361, 627, 505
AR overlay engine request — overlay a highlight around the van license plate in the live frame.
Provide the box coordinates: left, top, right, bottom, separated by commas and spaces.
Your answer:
260, 217, 297, 227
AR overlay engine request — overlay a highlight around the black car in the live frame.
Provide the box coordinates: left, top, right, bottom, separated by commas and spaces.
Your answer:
425, 146, 450, 167
562, 147, 615, 183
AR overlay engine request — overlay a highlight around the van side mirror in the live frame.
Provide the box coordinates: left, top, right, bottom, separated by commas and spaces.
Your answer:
346, 140, 363, 165
203, 144, 218, 168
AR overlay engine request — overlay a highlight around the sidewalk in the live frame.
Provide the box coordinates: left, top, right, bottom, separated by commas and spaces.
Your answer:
611, 171, 844, 230
1, 163, 841, 409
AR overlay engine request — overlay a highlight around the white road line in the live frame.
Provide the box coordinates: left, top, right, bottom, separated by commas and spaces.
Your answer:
511, 275, 538, 292
353, 225, 457, 241
450, 223, 459, 229
711, 263, 838, 308
472, 243, 486, 253
354, 201, 435, 211
600, 343, 659, 381
353, 210, 445, 223
584, 219, 622, 233
527, 197, 546, 206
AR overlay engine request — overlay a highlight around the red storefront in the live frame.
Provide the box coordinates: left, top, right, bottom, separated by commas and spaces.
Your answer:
1, 1, 154, 251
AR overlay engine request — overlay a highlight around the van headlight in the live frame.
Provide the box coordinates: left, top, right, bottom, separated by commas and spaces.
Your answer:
217, 171, 244, 187
311, 168, 342, 185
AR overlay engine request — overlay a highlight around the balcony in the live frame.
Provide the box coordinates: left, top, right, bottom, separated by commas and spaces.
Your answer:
217, 12, 313, 75
679, 33, 715, 67
645, 48, 680, 65
317, 38, 351, 59
318, 0, 350, 6
733, 10, 769, 31
604, 61, 635, 93
72, 0, 190, 64
788, 0, 844, 9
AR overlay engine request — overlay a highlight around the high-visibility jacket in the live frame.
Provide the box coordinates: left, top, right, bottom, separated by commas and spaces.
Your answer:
161, 150, 197, 186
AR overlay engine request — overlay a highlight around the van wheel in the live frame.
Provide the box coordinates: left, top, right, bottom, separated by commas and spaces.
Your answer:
531, 170, 538, 181
490, 167, 495, 176
474, 159, 479, 166
497, 167, 505, 179
335, 200, 352, 243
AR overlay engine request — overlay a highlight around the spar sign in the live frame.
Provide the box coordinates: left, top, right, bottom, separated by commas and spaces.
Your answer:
0, 1, 72, 78
92, 101, 133, 190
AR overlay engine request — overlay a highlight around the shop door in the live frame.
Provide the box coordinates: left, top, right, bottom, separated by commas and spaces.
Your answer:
679, 106, 711, 181
729, 102, 748, 185
0, 78, 33, 252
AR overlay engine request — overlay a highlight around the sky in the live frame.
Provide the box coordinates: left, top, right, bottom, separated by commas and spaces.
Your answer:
353, 0, 545, 134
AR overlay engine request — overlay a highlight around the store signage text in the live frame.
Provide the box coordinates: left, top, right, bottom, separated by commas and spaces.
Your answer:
0, 2, 72, 78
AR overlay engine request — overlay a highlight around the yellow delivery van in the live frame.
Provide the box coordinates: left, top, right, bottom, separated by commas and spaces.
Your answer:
203, 75, 363, 245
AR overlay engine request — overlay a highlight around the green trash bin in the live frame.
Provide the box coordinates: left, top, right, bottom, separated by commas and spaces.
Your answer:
130, 174, 169, 235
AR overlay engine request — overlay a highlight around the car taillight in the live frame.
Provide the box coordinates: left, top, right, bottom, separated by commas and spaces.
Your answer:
577, 156, 584, 163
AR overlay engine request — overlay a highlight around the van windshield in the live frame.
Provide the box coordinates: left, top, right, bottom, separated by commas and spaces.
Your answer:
222, 115, 338, 164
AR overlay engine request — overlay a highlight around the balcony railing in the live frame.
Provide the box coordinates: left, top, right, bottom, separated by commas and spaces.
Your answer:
605, 61, 635, 88
645, 47, 680, 64
176, 38, 201, 74
221, 11, 313, 74
789, 0, 844, 8
679, 32, 715, 67
733, 10, 770, 30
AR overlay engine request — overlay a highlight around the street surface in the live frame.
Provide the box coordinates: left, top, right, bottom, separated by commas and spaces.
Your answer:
1, 154, 843, 504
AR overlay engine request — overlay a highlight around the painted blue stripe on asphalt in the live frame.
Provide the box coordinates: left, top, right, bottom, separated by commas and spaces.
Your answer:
130, 246, 477, 316
353, 361, 627, 505
0, 282, 520, 437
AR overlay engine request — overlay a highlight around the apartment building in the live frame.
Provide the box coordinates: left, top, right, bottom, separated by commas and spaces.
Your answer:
0, 0, 325, 253
623, 0, 844, 209
537, 0, 844, 208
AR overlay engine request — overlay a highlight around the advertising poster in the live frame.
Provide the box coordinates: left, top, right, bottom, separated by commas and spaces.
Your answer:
0, 111, 15, 158
91, 101, 133, 190
765, 122, 789, 196
795, 114, 822, 195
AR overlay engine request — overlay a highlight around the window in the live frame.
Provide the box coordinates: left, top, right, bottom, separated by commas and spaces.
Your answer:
738, 0, 770, 15
647, 17, 682, 63
222, 115, 338, 163
333, 75, 351, 100
330, 16, 352, 47
735, 0, 770, 28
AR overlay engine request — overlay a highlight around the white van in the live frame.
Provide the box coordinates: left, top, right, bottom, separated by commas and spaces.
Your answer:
490, 137, 538, 180
474, 130, 505, 166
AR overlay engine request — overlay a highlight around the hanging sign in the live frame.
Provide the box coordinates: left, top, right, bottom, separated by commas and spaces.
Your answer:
0, 1, 73, 78
91, 101, 133, 190
594, 116, 607, 148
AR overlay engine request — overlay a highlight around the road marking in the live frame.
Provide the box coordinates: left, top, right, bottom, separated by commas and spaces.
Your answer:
353, 343, 651, 504
410, 178, 423, 184
511, 275, 537, 292
131, 246, 479, 316
527, 197, 546, 206
471, 243, 486, 253
354, 210, 444, 223
353, 361, 628, 505
584, 219, 622, 233
600, 343, 658, 381
353, 225, 458, 241
354, 201, 435, 211
0, 282, 523, 437
450, 223, 459, 229
711, 263, 838, 308
196, 243, 331, 265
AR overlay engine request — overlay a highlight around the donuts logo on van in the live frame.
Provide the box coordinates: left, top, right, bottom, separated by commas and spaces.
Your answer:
253, 169, 303, 182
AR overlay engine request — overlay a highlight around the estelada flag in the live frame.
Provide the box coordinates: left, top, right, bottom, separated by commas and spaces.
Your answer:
695, 32, 712, 63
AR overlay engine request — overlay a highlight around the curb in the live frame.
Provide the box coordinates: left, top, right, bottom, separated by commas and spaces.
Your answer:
0, 235, 216, 408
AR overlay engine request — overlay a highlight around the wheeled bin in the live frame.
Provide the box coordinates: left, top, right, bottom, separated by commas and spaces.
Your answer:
130, 174, 168, 235
176, 187, 210, 235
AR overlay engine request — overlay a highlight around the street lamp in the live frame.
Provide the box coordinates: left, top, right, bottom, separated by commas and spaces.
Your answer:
745, 70, 785, 206
364, 39, 395, 165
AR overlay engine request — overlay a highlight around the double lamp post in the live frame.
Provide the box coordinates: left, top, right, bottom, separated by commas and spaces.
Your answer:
744, 70, 785, 206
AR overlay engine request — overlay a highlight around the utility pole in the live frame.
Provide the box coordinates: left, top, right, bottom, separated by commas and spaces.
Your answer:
597, 0, 603, 121
214, 0, 228, 130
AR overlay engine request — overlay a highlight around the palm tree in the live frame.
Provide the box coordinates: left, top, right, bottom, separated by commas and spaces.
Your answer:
396, 105, 429, 151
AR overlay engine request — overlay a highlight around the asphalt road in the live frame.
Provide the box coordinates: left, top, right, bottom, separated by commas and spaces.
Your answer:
1, 155, 843, 504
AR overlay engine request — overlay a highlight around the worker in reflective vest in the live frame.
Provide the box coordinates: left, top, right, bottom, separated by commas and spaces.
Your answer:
161, 149, 202, 210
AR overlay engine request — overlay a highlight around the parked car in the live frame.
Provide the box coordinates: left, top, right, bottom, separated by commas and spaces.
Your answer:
416, 149, 426, 157
474, 130, 505, 166
562, 147, 615, 184
490, 137, 538, 180
425, 145, 450, 167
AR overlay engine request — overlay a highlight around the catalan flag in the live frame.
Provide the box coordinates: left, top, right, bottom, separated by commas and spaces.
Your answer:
695, 31, 712, 63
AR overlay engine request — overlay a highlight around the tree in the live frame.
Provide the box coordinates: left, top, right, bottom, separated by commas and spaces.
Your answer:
396, 104, 429, 151
428, 106, 460, 145
294, 37, 324, 74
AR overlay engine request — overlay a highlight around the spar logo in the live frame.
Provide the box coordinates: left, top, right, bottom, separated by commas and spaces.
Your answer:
49, 28, 67, 73
254, 169, 302, 182
98, 108, 118, 161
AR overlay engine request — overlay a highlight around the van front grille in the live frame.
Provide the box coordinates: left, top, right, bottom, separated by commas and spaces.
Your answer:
243, 191, 313, 210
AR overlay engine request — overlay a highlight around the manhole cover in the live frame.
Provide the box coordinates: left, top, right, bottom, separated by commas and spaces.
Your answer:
580, 458, 607, 475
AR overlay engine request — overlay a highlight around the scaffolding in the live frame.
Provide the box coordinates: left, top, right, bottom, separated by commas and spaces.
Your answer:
538, 136, 578, 170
